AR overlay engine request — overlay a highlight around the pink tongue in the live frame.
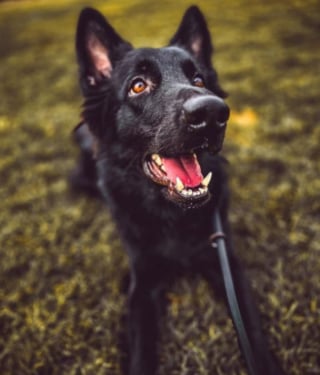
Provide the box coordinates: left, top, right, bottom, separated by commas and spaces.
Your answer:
161, 155, 203, 188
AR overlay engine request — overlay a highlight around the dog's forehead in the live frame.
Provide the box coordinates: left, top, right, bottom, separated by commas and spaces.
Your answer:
157, 46, 192, 63
120, 46, 195, 73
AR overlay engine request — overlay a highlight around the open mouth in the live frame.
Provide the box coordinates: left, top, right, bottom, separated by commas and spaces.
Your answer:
143, 152, 212, 207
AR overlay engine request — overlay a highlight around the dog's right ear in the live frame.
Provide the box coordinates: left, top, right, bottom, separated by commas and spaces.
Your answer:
169, 6, 213, 69
76, 7, 132, 88
170, 6, 227, 98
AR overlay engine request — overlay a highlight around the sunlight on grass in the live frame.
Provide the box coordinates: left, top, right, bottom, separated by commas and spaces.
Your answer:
228, 107, 258, 147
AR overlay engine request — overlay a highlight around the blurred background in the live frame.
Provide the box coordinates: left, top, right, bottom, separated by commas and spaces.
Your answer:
0, 0, 319, 374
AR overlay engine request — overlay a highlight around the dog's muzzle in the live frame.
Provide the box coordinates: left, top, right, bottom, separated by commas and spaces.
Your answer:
142, 94, 229, 209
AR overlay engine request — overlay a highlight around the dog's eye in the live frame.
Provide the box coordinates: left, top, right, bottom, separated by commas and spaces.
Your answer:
129, 78, 147, 95
192, 75, 205, 88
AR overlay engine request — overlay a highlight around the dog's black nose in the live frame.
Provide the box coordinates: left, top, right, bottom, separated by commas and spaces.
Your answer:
183, 95, 230, 132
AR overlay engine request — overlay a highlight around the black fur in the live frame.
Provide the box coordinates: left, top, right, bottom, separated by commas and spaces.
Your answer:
71, 6, 286, 375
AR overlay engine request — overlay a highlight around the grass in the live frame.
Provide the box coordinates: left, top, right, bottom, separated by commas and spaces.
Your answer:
0, 0, 319, 374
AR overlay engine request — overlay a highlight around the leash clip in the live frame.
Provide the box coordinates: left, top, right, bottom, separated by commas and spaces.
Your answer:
209, 231, 226, 248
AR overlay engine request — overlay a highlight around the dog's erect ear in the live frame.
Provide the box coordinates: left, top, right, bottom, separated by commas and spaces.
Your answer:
170, 6, 213, 68
76, 7, 132, 87
170, 6, 227, 98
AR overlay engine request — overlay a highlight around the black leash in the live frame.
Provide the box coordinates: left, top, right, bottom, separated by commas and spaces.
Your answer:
210, 209, 259, 375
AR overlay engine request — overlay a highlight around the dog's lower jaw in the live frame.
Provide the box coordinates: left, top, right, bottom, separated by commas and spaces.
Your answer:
161, 186, 212, 209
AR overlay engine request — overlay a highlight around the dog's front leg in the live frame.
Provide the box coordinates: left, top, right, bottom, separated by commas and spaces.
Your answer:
127, 259, 165, 375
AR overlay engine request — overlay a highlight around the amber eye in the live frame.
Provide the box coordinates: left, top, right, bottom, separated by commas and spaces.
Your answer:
130, 78, 147, 95
192, 75, 205, 88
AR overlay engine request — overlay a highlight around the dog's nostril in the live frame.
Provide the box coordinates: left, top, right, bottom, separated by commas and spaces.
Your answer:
184, 108, 207, 130
183, 97, 207, 127
216, 105, 230, 126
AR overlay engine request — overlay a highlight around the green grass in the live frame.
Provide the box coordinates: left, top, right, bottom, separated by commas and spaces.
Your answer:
0, 1, 319, 374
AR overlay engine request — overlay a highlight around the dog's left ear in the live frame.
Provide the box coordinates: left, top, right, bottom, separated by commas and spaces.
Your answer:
170, 6, 214, 68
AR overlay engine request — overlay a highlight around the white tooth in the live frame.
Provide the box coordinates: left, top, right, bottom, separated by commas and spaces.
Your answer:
175, 177, 184, 192
160, 164, 166, 173
182, 189, 188, 196
152, 154, 162, 166
199, 188, 204, 194
187, 189, 193, 196
151, 154, 158, 160
202, 172, 212, 187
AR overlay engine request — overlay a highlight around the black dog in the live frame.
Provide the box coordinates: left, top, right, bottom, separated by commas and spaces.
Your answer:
72, 6, 286, 375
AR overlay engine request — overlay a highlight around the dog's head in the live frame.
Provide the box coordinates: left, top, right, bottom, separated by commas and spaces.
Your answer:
76, 6, 229, 209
